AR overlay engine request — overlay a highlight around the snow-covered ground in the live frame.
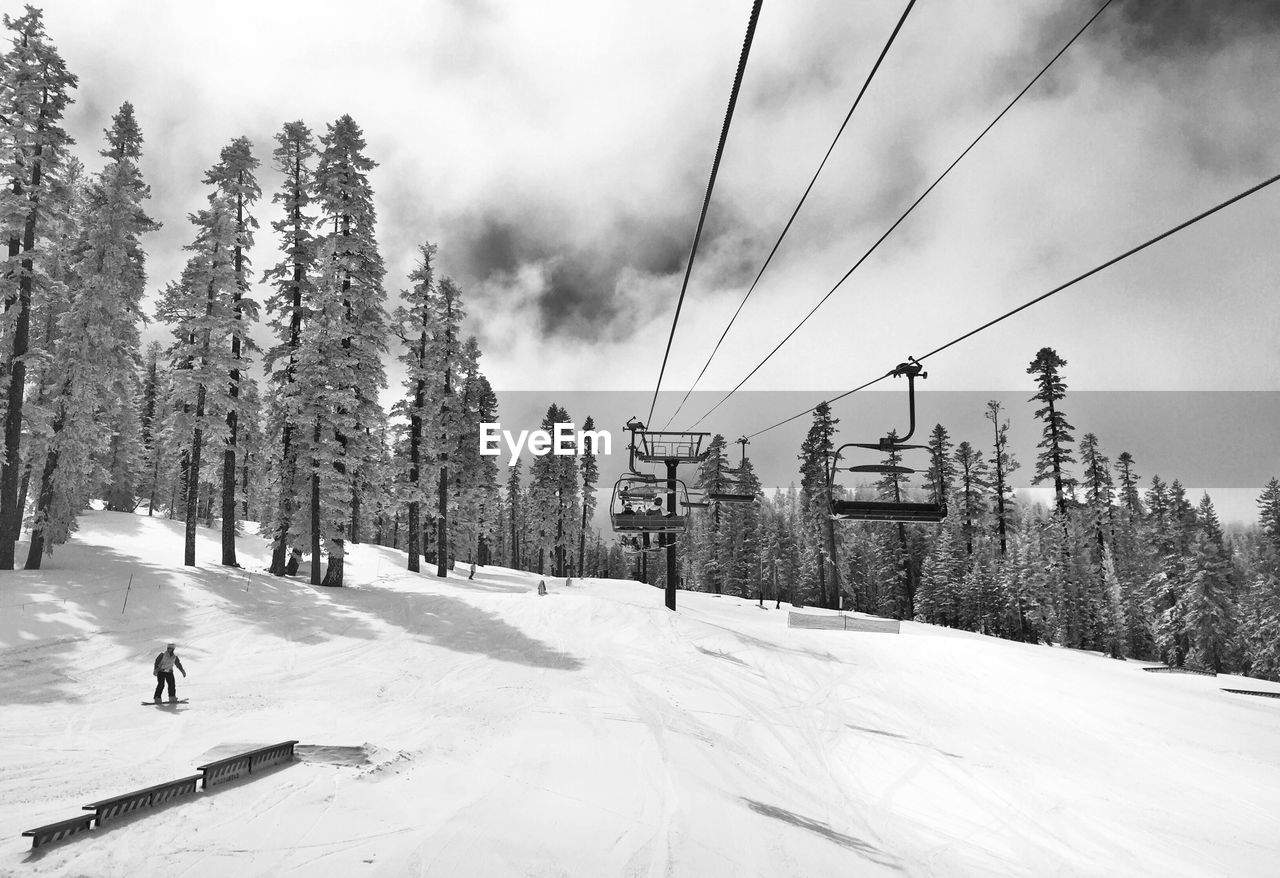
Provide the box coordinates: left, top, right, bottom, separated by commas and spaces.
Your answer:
1, 512, 1279, 877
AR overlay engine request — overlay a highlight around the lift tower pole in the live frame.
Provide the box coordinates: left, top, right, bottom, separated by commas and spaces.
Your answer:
665, 458, 679, 611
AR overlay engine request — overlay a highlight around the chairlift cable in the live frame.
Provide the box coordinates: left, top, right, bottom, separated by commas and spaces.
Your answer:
661, 0, 918, 430
682, 0, 1116, 432
742, 168, 1280, 441
646, 0, 764, 429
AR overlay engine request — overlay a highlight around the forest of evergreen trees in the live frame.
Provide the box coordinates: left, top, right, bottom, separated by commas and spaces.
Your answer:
1, 8, 1276, 682
0, 8, 610, 587
664, 348, 1280, 682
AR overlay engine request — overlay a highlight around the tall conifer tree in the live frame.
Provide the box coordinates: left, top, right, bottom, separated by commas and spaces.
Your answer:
0, 7, 77, 567
203, 136, 260, 567
24, 103, 156, 566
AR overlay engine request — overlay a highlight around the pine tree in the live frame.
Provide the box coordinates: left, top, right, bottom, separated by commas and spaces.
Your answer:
799, 402, 840, 608
263, 121, 318, 577
1026, 347, 1076, 514
425, 276, 464, 577
473, 373, 501, 565
918, 518, 965, 627
507, 460, 523, 569
1115, 451, 1143, 517
578, 414, 599, 576
1184, 494, 1234, 672
527, 403, 578, 576
308, 115, 389, 586
203, 136, 260, 567
954, 441, 989, 556
158, 195, 238, 567
0, 7, 77, 567
985, 400, 1019, 556
139, 339, 163, 513
873, 430, 914, 618
25, 103, 157, 567
922, 423, 956, 507
1256, 477, 1280, 555
1099, 545, 1127, 659
392, 243, 436, 573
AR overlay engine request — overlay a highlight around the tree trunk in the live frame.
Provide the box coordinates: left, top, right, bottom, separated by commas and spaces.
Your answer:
407, 501, 420, 572
269, 420, 295, 576
184, 424, 205, 567
322, 544, 344, 586
436, 463, 449, 577
221, 438, 238, 566
0, 150, 44, 568
310, 469, 322, 585
350, 485, 361, 545
23, 444, 60, 570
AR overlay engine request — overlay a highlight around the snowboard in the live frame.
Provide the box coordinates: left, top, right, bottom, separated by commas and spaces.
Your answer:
142, 699, 188, 706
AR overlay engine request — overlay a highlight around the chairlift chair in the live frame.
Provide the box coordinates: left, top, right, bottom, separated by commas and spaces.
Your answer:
611, 475, 691, 533
827, 358, 947, 524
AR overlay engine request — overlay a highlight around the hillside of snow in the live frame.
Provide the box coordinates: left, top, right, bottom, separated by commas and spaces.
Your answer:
2, 511, 1279, 877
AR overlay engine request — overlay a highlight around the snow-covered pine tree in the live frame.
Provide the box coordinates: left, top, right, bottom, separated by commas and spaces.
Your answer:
577, 414, 599, 576
527, 403, 579, 576
1115, 452, 1143, 517
873, 430, 915, 618
985, 400, 1019, 556
953, 441, 989, 556
203, 136, 260, 566
923, 423, 956, 509
0, 6, 77, 567
1183, 494, 1234, 672
138, 339, 164, 513
423, 275, 464, 577
24, 103, 158, 567
15, 156, 82, 532
1026, 347, 1077, 514
725, 455, 763, 599
450, 337, 486, 565
158, 196, 238, 567
1258, 478, 1280, 552
1079, 433, 1114, 544
263, 121, 318, 576
918, 517, 965, 627
506, 460, 523, 569
233, 374, 265, 522
696, 434, 731, 593
473, 373, 501, 564
799, 402, 840, 608
1108, 452, 1150, 657
391, 242, 436, 572
309, 115, 389, 586
1099, 545, 1127, 659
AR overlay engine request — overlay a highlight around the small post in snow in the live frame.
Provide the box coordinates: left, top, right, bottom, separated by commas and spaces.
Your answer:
120, 574, 134, 615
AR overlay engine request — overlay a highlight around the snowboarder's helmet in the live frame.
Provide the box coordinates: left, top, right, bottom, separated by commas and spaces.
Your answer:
166, 642, 175, 650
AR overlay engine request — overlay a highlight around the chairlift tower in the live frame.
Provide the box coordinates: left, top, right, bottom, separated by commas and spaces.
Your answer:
623, 420, 709, 611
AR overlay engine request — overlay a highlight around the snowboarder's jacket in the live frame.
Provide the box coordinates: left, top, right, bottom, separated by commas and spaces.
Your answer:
154, 650, 185, 676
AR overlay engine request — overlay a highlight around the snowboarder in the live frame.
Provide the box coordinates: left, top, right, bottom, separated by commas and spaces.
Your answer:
285, 547, 302, 576
152, 642, 186, 703
537, 580, 547, 596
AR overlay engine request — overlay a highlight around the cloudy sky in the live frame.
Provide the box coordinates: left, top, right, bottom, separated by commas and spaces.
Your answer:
34, 0, 1280, 519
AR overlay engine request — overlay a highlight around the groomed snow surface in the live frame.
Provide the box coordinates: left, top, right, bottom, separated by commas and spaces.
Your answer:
2, 513, 1279, 877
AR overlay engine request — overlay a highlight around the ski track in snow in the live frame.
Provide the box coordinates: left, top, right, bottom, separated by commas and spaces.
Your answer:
1, 511, 1279, 877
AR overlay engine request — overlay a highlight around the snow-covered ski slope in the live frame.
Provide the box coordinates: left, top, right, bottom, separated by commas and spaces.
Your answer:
2, 512, 1279, 877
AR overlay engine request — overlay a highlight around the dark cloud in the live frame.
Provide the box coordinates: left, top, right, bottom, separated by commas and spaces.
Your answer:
443, 195, 762, 344
1101, 0, 1280, 56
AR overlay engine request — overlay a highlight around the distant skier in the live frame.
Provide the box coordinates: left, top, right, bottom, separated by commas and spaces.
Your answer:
537, 580, 547, 596
152, 642, 186, 703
